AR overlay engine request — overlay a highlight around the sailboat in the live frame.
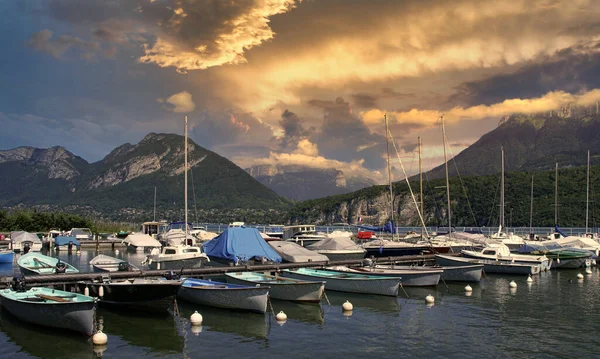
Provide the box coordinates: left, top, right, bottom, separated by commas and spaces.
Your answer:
362, 114, 432, 257
490, 146, 526, 251
144, 116, 209, 270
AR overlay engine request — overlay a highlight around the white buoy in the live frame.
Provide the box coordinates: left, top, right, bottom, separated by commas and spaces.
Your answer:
92, 330, 108, 345
98, 286, 104, 298
425, 294, 435, 304
115, 249, 120, 255
84, 286, 89, 296
577, 273, 584, 279
276, 311, 287, 321
342, 300, 353, 311
509, 281, 517, 288
586, 269, 592, 275
526, 275, 533, 283
464, 285, 473, 292
190, 311, 203, 325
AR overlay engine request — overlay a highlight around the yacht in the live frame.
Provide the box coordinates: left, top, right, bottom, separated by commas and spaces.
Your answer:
144, 245, 209, 270
282, 225, 327, 247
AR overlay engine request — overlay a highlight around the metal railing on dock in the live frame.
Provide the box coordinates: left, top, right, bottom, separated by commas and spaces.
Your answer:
0, 254, 441, 288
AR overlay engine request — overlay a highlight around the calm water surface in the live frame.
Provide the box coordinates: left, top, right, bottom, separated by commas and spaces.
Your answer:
0, 249, 599, 358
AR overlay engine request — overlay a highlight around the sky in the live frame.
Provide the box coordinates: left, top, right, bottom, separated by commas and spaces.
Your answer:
2, 0, 600, 184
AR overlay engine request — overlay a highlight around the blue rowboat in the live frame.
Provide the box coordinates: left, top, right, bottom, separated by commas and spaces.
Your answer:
17, 253, 79, 275
225, 271, 325, 302
0, 287, 95, 336
177, 278, 270, 313
281, 268, 400, 296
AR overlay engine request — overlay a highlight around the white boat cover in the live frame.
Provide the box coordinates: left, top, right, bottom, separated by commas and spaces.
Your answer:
542, 236, 600, 251
10, 231, 42, 245
123, 233, 161, 248
308, 236, 364, 251
269, 241, 329, 263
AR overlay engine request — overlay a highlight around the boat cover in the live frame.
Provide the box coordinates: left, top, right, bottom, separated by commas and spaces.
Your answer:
307, 236, 364, 251
203, 227, 282, 263
10, 231, 42, 245
269, 241, 329, 263
54, 236, 81, 247
124, 233, 162, 247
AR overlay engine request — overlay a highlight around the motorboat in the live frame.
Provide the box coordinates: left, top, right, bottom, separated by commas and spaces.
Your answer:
143, 245, 209, 270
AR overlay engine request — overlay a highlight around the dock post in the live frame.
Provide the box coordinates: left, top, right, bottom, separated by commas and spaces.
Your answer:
95, 233, 99, 252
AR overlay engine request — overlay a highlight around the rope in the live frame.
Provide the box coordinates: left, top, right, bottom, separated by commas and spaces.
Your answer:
267, 297, 276, 318
322, 291, 331, 305
399, 282, 410, 298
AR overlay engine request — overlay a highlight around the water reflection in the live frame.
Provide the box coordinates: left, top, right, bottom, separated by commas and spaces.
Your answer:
0, 308, 93, 359
99, 309, 183, 354
324, 291, 400, 314
176, 300, 268, 340
270, 300, 324, 325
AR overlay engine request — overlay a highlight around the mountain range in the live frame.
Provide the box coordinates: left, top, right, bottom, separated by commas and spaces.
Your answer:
0, 133, 290, 222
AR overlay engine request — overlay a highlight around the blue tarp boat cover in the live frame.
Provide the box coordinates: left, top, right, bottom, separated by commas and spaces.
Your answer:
202, 227, 282, 263
357, 221, 397, 234
54, 236, 81, 247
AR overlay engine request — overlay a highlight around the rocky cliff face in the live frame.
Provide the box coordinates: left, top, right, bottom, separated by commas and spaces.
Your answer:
87, 133, 207, 189
0, 146, 83, 180
246, 164, 376, 201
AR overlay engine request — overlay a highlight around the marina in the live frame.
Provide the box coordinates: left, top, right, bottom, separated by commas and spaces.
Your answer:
0, 248, 598, 358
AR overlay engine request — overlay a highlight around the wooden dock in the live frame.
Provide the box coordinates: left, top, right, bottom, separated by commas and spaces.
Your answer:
0, 254, 439, 288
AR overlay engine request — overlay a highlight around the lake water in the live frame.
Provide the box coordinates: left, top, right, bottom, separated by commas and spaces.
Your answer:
0, 249, 599, 358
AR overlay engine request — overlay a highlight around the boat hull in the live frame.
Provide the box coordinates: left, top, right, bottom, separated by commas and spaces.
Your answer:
177, 279, 269, 313
76, 280, 181, 312
435, 254, 540, 275
225, 274, 324, 302
0, 288, 95, 336
552, 257, 589, 269
17, 253, 79, 275
148, 256, 206, 270
363, 245, 433, 257
345, 266, 441, 287
282, 269, 400, 296
439, 265, 484, 283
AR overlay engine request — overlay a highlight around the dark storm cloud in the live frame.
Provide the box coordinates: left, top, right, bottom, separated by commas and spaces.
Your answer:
311, 97, 387, 170
450, 46, 600, 107
351, 94, 379, 108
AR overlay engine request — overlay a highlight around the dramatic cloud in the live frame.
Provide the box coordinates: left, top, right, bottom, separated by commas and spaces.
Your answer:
161, 91, 196, 113
138, 0, 302, 73
363, 89, 600, 128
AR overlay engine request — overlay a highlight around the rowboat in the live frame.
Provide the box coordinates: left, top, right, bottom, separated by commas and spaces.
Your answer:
177, 278, 270, 313
0, 287, 95, 335
435, 254, 541, 275
438, 264, 484, 283
76, 277, 181, 312
18, 253, 79, 275
225, 272, 324, 302
331, 265, 441, 287
89, 254, 140, 272
281, 268, 400, 296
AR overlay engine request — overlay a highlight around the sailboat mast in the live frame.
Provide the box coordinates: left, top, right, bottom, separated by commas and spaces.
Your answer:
153, 186, 157, 222
529, 175, 534, 234
555, 162, 558, 225
184, 116, 189, 238
441, 116, 451, 237
586, 150, 590, 233
418, 136, 424, 236
500, 146, 505, 229
385, 114, 394, 241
